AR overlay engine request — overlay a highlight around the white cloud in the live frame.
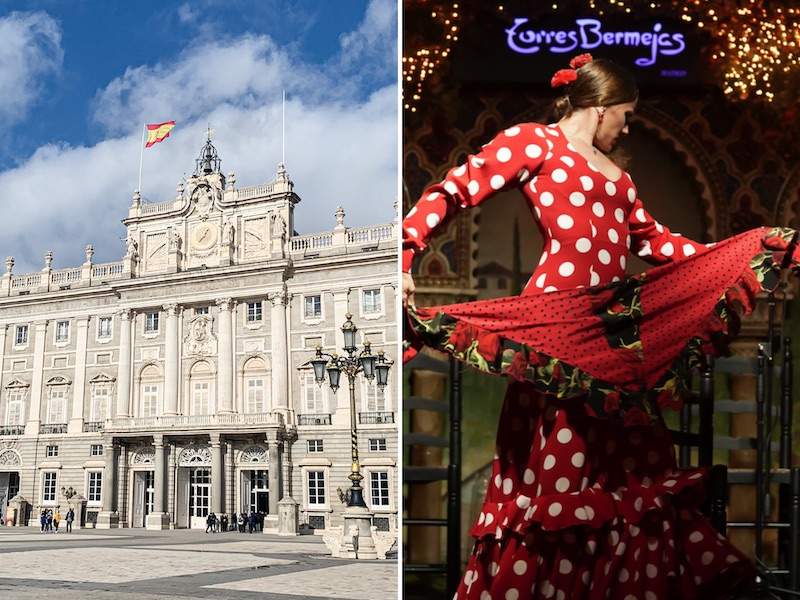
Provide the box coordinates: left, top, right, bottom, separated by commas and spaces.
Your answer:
0, 11, 63, 127
0, 3, 397, 274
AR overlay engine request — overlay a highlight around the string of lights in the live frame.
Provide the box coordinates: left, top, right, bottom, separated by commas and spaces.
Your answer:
403, 1, 800, 111
402, 3, 460, 113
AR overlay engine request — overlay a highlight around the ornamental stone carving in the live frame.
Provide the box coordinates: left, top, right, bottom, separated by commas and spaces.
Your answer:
178, 445, 211, 467
184, 315, 217, 357
239, 445, 268, 464
131, 447, 155, 465
0, 449, 21, 467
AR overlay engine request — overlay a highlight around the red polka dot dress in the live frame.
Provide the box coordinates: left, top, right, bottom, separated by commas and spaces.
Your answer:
402, 123, 799, 599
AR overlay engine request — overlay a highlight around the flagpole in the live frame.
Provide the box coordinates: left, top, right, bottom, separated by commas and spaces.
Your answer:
138, 124, 146, 193
282, 89, 285, 164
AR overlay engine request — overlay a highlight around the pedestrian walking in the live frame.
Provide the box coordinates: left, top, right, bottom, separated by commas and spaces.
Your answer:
66, 507, 74, 533
205, 511, 216, 533
248, 510, 256, 533
39, 509, 46, 533
46, 509, 53, 533
238, 512, 245, 533
53, 509, 61, 533
220, 513, 228, 532
230, 512, 237, 532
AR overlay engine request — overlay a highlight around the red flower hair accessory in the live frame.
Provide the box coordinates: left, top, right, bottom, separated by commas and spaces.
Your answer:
569, 53, 593, 69
550, 68, 578, 88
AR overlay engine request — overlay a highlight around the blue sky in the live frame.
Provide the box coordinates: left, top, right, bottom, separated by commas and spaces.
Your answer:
0, 0, 397, 271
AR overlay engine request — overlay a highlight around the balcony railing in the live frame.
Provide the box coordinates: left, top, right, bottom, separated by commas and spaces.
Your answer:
40, 423, 68, 434
358, 411, 395, 425
298, 414, 332, 426
0, 425, 24, 436
107, 412, 283, 432
83, 421, 105, 432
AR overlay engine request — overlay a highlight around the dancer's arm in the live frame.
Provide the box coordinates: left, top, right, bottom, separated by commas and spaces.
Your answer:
628, 197, 707, 264
402, 123, 548, 273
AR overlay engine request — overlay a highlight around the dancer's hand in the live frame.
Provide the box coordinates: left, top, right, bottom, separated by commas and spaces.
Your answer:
402, 272, 416, 307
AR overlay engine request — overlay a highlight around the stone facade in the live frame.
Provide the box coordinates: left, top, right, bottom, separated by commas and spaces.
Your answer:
0, 138, 398, 534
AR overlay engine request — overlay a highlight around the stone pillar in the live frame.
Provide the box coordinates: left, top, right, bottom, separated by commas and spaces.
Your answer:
225, 442, 234, 515
24, 321, 48, 436
278, 430, 299, 536
211, 434, 224, 514
146, 434, 170, 529
332, 290, 351, 427
264, 433, 280, 532
96, 440, 119, 528
117, 446, 129, 525
164, 304, 180, 416
215, 298, 234, 414
269, 288, 289, 416
68, 316, 90, 433
115, 310, 132, 418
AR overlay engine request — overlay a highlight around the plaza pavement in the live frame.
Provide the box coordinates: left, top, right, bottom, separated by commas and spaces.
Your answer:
0, 526, 397, 599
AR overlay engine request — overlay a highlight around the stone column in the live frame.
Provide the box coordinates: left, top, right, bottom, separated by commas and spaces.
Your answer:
117, 445, 129, 525
164, 304, 180, 416
215, 298, 234, 414
269, 288, 289, 415
225, 442, 234, 515
68, 316, 90, 433
278, 430, 299, 536
263, 433, 280, 532
97, 440, 119, 528
24, 321, 48, 436
115, 310, 133, 418
146, 434, 169, 529
0, 325, 7, 396
332, 289, 351, 427
211, 434, 224, 514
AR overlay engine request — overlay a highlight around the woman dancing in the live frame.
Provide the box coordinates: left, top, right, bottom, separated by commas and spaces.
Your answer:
403, 54, 799, 599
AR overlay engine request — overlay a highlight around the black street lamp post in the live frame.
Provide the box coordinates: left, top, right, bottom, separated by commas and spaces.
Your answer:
307, 313, 392, 508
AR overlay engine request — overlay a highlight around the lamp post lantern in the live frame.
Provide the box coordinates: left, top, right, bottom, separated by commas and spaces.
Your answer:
303, 313, 393, 558
305, 314, 392, 509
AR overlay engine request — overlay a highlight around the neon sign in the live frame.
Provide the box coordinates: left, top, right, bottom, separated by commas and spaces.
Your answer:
505, 18, 686, 67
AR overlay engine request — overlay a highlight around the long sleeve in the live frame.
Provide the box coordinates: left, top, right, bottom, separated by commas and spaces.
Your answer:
628, 197, 707, 265
402, 123, 549, 272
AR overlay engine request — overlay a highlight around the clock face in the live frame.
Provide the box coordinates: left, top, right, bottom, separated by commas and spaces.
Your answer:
192, 223, 218, 251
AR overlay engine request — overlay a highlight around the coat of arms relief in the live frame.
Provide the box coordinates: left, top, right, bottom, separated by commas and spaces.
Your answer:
184, 315, 218, 357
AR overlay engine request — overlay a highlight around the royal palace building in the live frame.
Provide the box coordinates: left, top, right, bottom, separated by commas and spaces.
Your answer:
0, 138, 398, 534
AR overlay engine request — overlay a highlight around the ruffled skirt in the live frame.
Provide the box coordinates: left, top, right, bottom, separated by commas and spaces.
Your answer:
404, 227, 799, 599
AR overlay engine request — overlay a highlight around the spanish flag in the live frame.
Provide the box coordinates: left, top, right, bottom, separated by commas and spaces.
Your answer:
145, 121, 176, 148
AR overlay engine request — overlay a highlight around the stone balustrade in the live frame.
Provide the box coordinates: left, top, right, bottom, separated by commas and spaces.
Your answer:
106, 412, 284, 432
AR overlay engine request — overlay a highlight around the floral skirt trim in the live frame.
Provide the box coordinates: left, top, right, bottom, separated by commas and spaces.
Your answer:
404, 226, 798, 424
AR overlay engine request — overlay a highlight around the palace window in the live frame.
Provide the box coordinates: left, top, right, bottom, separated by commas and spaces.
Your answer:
362, 288, 382, 314
195, 306, 209, 316
91, 383, 111, 422
307, 471, 326, 506
142, 383, 159, 417
144, 312, 159, 334
307, 439, 324, 453
46, 445, 58, 457
98, 316, 112, 339
47, 388, 67, 424
55, 320, 70, 343
369, 438, 387, 452
87, 472, 102, 504
247, 302, 263, 323
90, 444, 103, 457
4, 389, 23, 426
362, 379, 388, 412
370, 471, 390, 507
192, 381, 210, 415
42, 472, 57, 503
302, 374, 327, 414
304, 295, 322, 319
14, 324, 28, 346
246, 378, 265, 413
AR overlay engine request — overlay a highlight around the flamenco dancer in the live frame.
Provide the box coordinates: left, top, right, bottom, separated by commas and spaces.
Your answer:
402, 54, 800, 599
